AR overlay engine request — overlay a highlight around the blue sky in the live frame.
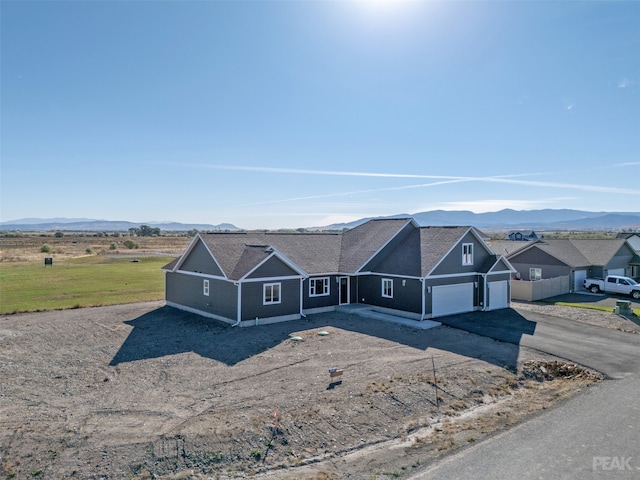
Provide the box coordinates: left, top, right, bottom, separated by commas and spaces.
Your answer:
1, 0, 639, 229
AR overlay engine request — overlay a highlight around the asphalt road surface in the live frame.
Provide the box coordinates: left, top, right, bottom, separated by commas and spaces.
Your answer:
410, 306, 640, 479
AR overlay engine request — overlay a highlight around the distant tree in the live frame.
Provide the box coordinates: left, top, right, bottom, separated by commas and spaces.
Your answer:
54, 231, 64, 238
129, 225, 161, 237
187, 229, 198, 237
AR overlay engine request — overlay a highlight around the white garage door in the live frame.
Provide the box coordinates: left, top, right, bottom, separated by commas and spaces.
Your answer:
574, 270, 587, 291
607, 268, 625, 277
488, 280, 508, 310
432, 283, 474, 317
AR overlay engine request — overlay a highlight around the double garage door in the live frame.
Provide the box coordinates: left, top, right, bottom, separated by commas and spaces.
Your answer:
432, 281, 509, 317
432, 283, 474, 317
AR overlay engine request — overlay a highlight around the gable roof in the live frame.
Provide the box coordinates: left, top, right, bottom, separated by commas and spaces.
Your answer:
569, 238, 632, 265
164, 218, 493, 281
420, 226, 474, 276
502, 238, 633, 268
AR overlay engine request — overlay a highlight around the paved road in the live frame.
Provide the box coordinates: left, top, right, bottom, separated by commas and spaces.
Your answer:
410, 373, 640, 479
409, 307, 640, 479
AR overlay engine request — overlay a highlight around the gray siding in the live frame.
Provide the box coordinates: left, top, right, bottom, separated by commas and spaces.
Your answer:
166, 272, 237, 320
179, 240, 224, 276
247, 256, 299, 279
608, 246, 634, 270
303, 275, 340, 309
431, 232, 493, 276
362, 226, 420, 276
358, 275, 422, 314
241, 279, 301, 321
510, 248, 570, 280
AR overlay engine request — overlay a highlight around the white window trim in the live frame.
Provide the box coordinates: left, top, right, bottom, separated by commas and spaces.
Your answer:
382, 278, 393, 298
462, 243, 474, 266
263, 282, 281, 305
309, 277, 330, 297
203, 279, 210, 296
530, 268, 542, 281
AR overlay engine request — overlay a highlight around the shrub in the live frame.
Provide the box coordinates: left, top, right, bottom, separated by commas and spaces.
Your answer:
109, 242, 118, 250
123, 240, 138, 249
40, 244, 51, 253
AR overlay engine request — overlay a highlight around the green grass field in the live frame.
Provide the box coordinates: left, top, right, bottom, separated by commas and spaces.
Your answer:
0, 256, 174, 314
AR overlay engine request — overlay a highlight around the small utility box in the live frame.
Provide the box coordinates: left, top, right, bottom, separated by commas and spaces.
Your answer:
615, 300, 631, 314
44, 257, 53, 267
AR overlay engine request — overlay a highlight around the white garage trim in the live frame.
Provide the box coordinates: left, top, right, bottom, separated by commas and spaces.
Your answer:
432, 283, 474, 317
487, 280, 508, 311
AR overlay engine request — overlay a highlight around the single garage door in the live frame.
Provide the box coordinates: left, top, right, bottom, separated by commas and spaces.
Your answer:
488, 280, 508, 311
432, 283, 474, 317
573, 270, 587, 291
607, 268, 625, 277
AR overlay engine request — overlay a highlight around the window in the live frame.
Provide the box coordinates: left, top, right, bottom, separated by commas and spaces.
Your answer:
263, 283, 281, 305
382, 278, 393, 298
309, 277, 330, 297
530, 268, 542, 281
203, 279, 209, 296
462, 243, 474, 266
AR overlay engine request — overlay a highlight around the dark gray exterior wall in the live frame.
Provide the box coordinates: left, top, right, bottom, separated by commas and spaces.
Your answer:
358, 275, 422, 314
431, 232, 494, 276
165, 272, 237, 320
362, 225, 421, 277
247, 256, 299, 279
179, 240, 223, 276
509, 248, 570, 280
303, 275, 340, 310
607, 246, 634, 270
241, 279, 301, 321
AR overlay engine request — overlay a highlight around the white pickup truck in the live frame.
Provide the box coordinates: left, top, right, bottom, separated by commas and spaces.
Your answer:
583, 275, 640, 299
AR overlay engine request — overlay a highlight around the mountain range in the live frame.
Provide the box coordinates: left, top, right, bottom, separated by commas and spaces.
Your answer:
1, 209, 639, 232
314, 209, 640, 231
0, 218, 239, 232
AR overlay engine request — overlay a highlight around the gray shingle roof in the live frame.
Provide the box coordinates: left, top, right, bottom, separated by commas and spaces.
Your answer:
569, 239, 629, 265
502, 238, 631, 268
171, 218, 485, 280
419, 226, 472, 276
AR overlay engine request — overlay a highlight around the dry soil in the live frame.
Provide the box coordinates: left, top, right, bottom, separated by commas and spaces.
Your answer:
0, 302, 605, 480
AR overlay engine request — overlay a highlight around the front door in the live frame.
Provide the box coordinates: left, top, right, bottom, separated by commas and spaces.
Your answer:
339, 277, 350, 305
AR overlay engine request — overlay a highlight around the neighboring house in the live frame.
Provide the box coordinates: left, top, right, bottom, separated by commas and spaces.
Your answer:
493, 238, 640, 294
506, 230, 540, 241
617, 232, 640, 252
163, 218, 515, 326
619, 233, 640, 279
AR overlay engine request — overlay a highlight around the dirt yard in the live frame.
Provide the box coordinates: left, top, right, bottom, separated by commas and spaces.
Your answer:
0, 302, 603, 480
0, 234, 191, 262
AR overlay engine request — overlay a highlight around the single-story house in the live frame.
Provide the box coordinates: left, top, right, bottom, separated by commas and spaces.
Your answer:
163, 218, 515, 326
490, 238, 640, 294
